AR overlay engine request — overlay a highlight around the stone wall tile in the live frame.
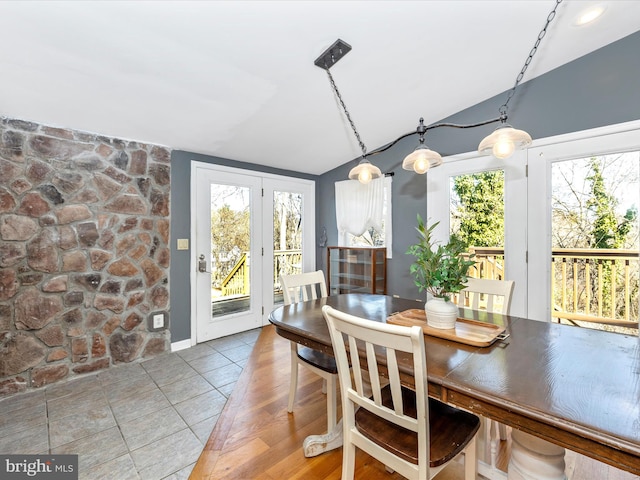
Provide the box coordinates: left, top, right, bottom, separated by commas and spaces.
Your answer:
72, 358, 109, 374
27, 229, 58, 272
38, 184, 64, 205
42, 275, 68, 293
62, 250, 87, 272
56, 205, 92, 224
94, 295, 125, 313
0, 187, 17, 212
1, 214, 39, 240
29, 135, 93, 161
35, 324, 64, 347
15, 288, 63, 330
109, 331, 143, 363
104, 195, 146, 215
11, 178, 32, 195
107, 258, 138, 277
18, 192, 50, 217
91, 333, 106, 357
76, 222, 99, 247
71, 337, 88, 363
150, 146, 170, 163
0, 159, 21, 183
1, 116, 170, 396
122, 312, 142, 331
89, 249, 112, 270
31, 364, 69, 388
26, 160, 52, 184
52, 172, 84, 194
0, 269, 19, 301
0, 376, 27, 396
130, 150, 147, 175
0, 332, 46, 376
150, 189, 169, 217
47, 348, 69, 362
140, 258, 163, 287
94, 173, 121, 201
58, 225, 78, 250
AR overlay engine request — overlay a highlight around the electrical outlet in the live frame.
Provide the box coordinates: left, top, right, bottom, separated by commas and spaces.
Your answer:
153, 313, 164, 329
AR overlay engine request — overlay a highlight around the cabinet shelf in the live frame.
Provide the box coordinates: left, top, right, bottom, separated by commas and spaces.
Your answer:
327, 246, 387, 295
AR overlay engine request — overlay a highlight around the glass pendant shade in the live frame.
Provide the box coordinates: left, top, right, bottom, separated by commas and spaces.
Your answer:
348, 159, 382, 184
478, 124, 532, 159
402, 145, 443, 174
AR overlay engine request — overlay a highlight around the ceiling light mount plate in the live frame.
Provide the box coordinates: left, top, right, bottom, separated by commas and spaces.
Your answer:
314, 39, 352, 70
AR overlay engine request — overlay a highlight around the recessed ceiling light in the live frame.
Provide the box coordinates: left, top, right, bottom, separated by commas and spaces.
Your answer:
575, 4, 607, 26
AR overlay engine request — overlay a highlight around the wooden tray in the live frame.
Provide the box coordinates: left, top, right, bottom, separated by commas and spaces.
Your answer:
387, 309, 508, 347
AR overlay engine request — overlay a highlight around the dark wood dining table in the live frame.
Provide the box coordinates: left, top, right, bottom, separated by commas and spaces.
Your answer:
268, 293, 640, 478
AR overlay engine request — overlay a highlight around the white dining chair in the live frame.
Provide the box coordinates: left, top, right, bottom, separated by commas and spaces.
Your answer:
280, 270, 338, 434
323, 305, 480, 480
454, 277, 515, 470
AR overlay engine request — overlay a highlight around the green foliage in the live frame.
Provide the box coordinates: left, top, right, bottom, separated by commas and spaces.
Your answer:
450, 170, 504, 248
587, 159, 637, 249
211, 204, 250, 287
406, 215, 476, 301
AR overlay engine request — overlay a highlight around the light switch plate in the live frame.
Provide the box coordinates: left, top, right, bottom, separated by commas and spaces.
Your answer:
177, 239, 189, 250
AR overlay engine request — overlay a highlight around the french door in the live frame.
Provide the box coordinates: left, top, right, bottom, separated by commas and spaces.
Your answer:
527, 123, 640, 323
191, 163, 315, 343
426, 151, 528, 317
427, 120, 640, 323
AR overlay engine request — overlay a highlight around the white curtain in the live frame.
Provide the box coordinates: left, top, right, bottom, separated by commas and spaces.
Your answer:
335, 176, 387, 246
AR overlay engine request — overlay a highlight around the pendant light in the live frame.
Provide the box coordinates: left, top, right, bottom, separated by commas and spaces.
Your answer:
401, 118, 442, 174
314, 0, 562, 182
478, 0, 562, 159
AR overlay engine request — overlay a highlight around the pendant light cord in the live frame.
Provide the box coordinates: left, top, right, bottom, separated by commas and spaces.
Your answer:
326, 68, 369, 159
500, 0, 563, 119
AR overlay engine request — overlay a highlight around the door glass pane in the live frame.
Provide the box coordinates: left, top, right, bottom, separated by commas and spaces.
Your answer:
210, 184, 251, 316
273, 191, 303, 304
551, 152, 639, 333
449, 170, 506, 308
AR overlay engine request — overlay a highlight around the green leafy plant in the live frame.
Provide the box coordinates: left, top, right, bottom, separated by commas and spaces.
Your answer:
406, 215, 476, 301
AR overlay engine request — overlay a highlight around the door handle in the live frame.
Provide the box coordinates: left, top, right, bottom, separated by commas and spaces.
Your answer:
198, 254, 209, 273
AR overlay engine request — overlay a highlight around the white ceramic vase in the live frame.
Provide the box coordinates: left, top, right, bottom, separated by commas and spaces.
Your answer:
424, 297, 458, 329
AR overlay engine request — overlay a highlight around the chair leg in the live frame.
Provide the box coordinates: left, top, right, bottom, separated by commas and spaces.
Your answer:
288, 343, 298, 413
326, 374, 337, 432
463, 434, 478, 480
342, 438, 356, 480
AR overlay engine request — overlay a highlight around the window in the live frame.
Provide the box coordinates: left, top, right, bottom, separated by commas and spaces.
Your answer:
336, 176, 392, 257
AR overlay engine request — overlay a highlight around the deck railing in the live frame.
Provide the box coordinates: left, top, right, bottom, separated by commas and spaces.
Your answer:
463, 247, 639, 328
219, 250, 302, 298
551, 248, 638, 327
273, 250, 302, 290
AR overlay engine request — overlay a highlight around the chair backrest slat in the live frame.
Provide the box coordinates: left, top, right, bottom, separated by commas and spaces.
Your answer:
280, 270, 328, 306
455, 278, 515, 314
323, 305, 426, 438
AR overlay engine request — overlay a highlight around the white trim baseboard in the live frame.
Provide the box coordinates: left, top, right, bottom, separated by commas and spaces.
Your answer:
171, 339, 192, 352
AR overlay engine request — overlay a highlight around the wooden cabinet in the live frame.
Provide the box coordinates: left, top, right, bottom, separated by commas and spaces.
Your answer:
327, 246, 387, 295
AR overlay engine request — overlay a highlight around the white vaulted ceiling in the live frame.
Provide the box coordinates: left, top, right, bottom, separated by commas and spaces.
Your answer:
0, 1, 639, 175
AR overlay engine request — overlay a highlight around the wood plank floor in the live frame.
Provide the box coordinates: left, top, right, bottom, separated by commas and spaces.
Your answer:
190, 325, 639, 480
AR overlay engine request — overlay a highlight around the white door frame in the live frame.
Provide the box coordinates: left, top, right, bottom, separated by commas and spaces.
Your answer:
527, 119, 640, 322
190, 161, 315, 345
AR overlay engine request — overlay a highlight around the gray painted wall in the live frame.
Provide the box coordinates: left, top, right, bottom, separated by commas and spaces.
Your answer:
170, 30, 640, 343
315, 30, 640, 301
169, 150, 316, 342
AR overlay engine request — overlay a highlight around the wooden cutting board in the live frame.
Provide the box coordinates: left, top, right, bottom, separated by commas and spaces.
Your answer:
387, 308, 507, 347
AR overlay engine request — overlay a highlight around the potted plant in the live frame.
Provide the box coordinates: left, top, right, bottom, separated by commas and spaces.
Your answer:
406, 215, 476, 329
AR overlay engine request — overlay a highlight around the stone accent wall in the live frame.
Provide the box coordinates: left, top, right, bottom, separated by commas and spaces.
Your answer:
0, 117, 171, 396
